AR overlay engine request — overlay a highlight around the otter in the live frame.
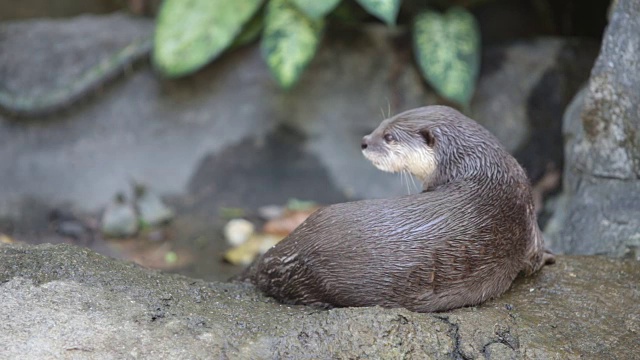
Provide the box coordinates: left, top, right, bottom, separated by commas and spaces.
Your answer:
243, 105, 555, 313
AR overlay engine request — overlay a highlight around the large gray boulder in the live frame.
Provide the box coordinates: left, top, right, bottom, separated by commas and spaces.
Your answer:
1, 243, 638, 359
545, 0, 640, 258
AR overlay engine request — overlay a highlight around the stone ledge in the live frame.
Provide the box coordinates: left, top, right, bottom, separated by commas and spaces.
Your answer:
1, 243, 637, 359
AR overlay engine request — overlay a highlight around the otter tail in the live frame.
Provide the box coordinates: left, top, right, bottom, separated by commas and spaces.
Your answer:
522, 225, 556, 276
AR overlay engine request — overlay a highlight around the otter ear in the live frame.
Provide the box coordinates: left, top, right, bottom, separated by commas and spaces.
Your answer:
420, 128, 436, 147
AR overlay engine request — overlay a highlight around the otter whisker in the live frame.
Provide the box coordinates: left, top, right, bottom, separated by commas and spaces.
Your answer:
408, 171, 419, 193
385, 97, 392, 119
404, 170, 413, 195
399, 169, 408, 195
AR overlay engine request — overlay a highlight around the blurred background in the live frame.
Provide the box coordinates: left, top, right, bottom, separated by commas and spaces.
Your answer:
0, 0, 615, 281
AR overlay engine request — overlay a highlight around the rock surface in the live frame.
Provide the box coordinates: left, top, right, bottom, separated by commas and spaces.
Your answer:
472, 39, 597, 182
0, 0, 123, 21
545, 0, 640, 258
0, 13, 429, 217
0, 243, 638, 359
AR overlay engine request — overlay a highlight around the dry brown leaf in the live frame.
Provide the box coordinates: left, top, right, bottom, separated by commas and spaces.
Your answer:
0, 234, 15, 244
223, 234, 284, 266
262, 208, 318, 236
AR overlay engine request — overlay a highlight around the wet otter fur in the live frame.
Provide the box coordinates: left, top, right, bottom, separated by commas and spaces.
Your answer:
243, 105, 555, 313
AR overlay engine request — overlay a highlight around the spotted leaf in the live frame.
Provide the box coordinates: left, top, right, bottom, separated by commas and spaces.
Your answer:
413, 7, 480, 106
262, 0, 324, 89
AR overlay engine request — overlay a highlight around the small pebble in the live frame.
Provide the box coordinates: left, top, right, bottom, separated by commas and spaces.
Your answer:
136, 187, 174, 226
0, 234, 15, 244
258, 205, 285, 220
258, 234, 283, 254
223, 234, 285, 265
56, 221, 88, 240
49, 209, 90, 239
224, 219, 255, 246
164, 251, 178, 265
101, 195, 138, 238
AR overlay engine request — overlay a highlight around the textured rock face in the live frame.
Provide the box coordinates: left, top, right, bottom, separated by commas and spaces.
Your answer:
546, 0, 640, 258
472, 39, 597, 182
1, 243, 638, 359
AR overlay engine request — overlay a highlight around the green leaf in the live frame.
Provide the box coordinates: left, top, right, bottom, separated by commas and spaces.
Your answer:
219, 207, 246, 219
153, 0, 263, 77
232, 11, 264, 48
164, 251, 178, 264
286, 198, 317, 211
355, 0, 401, 25
291, 0, 342, 18
413, 7, 480, 106
262, 0, 324, 89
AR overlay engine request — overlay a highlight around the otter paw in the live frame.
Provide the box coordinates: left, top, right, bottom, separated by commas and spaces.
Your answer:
543, 248, 556, 265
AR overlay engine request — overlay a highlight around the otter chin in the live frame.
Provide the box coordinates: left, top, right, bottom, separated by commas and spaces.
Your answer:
242, 105, 555, 313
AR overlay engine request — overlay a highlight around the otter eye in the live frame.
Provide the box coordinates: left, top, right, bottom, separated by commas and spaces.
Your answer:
383, 133, 395, 143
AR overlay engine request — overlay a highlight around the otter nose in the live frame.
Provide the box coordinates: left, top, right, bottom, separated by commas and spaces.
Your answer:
361, 136, 369, 150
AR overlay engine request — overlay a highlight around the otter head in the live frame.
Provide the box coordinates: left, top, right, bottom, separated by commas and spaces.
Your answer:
361, 112, 438, 185
361, 106, 503, 189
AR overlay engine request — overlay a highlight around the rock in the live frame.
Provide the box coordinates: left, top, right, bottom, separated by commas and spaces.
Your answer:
0, 243, 638, 359
135, 186, 174, 226
223, 233, 283, 266
223, 218, 255, 246
0, 13, 153, 115
0, 0, 124, 21
545, 0, 640, 258
257, 205, 285, 220
48, 208, 92, 241
472, 38, 598, 182
100, 195, 138, 238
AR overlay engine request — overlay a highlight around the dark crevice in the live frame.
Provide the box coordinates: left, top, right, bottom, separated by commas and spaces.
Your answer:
481, 339, 517, 359
434, 315, 471, 360
572, 165, 639, 182
480, 323, 519, 359
589, 172, 639, 181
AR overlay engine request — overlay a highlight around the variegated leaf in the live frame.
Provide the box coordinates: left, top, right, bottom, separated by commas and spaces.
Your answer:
262, 0, 324, 89
413, 7, 480, 106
